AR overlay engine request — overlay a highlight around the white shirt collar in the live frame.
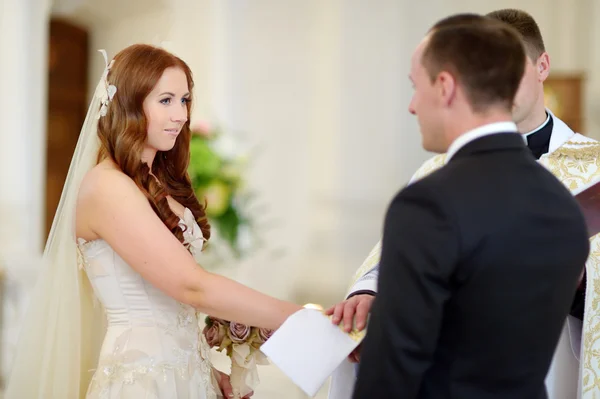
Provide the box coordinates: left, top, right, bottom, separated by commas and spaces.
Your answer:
546, 109, 575, 153
446, 121, 518, 163
522, 112, 551, 138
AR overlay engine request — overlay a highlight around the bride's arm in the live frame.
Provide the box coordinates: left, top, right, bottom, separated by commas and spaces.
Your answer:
79, 169, 302, 330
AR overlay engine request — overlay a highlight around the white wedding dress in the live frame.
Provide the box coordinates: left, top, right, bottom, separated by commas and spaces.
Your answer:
76, 207, 219, 399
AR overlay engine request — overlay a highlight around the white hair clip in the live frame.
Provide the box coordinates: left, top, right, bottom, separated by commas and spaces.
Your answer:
95, 49, 117, 118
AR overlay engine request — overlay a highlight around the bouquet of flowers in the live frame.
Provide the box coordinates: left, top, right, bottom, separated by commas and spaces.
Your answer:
188, 120, 257, 262
203, 316, 273, 398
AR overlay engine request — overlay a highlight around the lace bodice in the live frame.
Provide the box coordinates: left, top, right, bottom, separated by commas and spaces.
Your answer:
77, 208, 218, 399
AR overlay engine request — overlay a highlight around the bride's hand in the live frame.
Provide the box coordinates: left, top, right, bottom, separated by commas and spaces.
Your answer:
215, 369, 254, 398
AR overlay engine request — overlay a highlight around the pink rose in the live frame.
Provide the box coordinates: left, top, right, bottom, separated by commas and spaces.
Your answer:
228, 322, 251, 344
256, 327, 274, 344
191, 120, 212, 137
203, 318, 227, 348
249, 327, 274, 348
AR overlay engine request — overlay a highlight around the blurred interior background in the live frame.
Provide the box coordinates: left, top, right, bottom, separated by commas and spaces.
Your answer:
1, 0, 598, 397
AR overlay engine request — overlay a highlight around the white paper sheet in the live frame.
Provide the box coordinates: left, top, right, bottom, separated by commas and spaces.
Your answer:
260, 308, 365, 397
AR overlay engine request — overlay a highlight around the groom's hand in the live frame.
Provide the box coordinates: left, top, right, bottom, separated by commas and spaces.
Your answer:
324, 294, 375, 333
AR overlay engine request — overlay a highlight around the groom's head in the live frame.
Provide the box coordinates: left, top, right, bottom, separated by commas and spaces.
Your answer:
409, 14, 526, 153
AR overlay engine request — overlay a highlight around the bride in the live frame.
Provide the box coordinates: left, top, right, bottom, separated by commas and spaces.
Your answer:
5, 44, 302, 398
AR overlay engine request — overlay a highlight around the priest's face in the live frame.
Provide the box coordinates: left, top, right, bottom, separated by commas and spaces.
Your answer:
408, 39, 445, 153
512, 55, 545, 127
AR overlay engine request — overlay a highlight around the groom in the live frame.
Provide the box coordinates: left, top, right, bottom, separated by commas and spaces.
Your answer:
328, 8, 600, 399
350, 14, 589, 398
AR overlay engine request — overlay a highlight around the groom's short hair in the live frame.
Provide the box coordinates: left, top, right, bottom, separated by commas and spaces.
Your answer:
422, 14, 526, 113
429, 13, 484, 31
487, 9, 546, 60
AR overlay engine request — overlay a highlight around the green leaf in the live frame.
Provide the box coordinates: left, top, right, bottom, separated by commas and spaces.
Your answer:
188, 137, 222, 181
215, 206, 241, 255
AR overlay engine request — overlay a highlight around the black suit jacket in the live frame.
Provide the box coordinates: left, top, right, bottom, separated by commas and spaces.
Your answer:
353, 133, 590, 399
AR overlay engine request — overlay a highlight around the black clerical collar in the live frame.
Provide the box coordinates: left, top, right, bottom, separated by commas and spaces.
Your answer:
523, 113, 553, 159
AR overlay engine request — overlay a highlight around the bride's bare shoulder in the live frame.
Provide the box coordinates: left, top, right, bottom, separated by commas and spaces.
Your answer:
78, 160, 142, 205
76, 160, 147, 240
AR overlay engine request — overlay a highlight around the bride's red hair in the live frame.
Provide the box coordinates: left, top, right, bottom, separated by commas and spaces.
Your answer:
96, 44, 210, 243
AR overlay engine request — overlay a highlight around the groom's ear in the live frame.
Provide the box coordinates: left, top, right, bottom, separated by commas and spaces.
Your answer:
437, 71, 457, 107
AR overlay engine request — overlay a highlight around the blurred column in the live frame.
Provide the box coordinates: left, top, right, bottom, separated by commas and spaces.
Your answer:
0, 0, 50, 387
584, 0, 600, 139
0, 0, 49, 256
